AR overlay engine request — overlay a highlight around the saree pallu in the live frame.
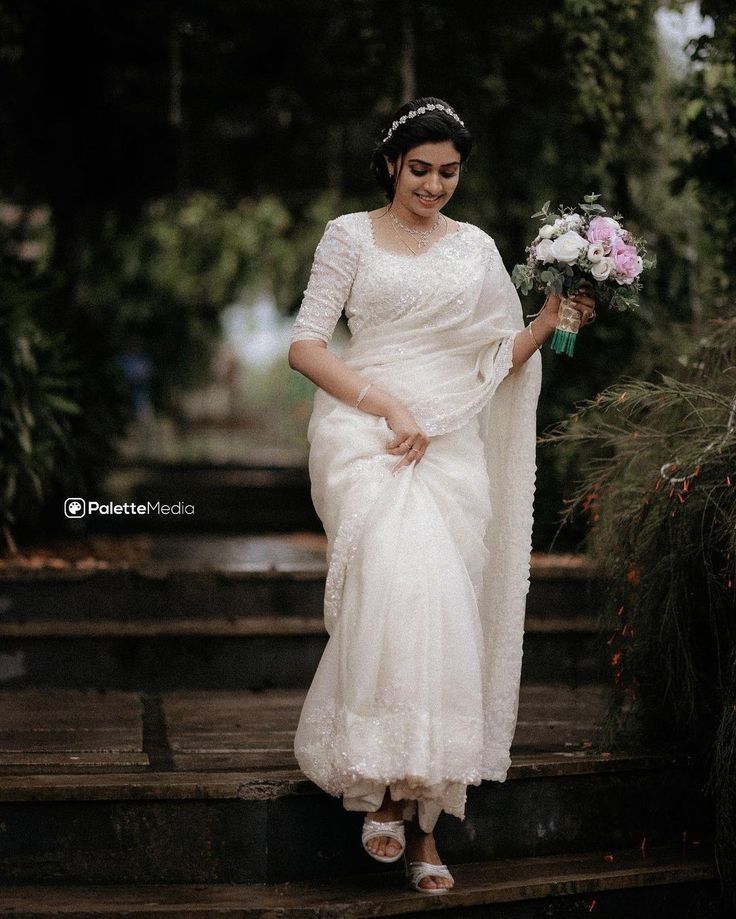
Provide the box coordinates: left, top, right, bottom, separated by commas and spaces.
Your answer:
294, 270, 543, 833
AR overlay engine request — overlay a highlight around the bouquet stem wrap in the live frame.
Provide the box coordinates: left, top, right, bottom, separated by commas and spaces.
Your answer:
549, 296, 581, 357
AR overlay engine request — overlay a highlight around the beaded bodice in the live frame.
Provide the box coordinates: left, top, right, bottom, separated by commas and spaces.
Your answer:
290, 210, 527, 439
290, 211, 504, 344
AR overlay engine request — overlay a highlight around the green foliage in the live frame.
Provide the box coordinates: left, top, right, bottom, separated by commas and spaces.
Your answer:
75, 193, 295, 405
0, 0, 729, 554
555, 0, 658, 168
673, 0, 736, 296
538, 315, 736, 898
0, 218, 132, 550
0, 296, 73, 547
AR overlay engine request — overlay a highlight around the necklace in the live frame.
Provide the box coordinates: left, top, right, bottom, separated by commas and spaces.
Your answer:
388, 210, 443, 249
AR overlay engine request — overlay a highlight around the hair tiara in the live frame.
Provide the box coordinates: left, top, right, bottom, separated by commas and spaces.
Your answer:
381, 103, 465, 144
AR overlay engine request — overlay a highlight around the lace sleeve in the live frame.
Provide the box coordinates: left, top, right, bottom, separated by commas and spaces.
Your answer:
290, 217, 359, 345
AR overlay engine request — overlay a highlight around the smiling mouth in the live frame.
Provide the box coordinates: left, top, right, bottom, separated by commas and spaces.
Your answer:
417, 194, 442, 202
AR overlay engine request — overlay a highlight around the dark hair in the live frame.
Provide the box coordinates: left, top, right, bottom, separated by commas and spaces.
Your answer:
370, 96, 473, 201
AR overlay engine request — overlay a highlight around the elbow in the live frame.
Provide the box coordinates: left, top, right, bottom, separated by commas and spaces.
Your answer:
288, 341, 307, 370
288, 339, 326, 371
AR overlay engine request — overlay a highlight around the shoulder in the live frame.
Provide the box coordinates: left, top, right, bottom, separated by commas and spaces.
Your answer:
324, 211, 366, 237
457, 221, 507, 273
316, 212, 366, 254
458, 220, 499, 255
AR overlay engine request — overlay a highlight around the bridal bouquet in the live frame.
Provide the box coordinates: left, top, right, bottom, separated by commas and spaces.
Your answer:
511, 194, 655, 357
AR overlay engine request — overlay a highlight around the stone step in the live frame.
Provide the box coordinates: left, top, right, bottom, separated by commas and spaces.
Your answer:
0, 538, 610, 689
0, 535, 602, 621
0, 687, 713, 886
0, 613, 604, 637
0, 844, 721, 917
0, 619, 610, 690
101, 464, 321, 533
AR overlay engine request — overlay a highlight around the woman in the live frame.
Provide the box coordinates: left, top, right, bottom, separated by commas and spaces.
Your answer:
288, 96, 596, 894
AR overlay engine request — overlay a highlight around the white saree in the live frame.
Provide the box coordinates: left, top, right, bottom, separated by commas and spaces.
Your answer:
290, 211, 542, 833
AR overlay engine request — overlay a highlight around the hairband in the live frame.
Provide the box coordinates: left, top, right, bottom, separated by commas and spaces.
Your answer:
381, 103, 465, 144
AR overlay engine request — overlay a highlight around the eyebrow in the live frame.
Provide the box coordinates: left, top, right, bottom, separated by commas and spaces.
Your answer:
408, 158, 461, 167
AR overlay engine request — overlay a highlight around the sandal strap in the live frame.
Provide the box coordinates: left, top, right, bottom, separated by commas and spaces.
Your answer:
407, 860, 453, 883
362, 817, 405, 845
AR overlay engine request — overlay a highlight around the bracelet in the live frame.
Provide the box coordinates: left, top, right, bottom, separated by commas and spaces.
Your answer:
527, 321, 542, 351
355, 381, 372, 408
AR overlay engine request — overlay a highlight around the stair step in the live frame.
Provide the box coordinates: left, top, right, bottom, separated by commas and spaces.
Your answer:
0, 540, 611, 689
0, 685, 616, 782
0, 629, 611, 690
0, 687, 713, 886
0, 535, 603, 621
102, 464, 321, 532
0, 614, 606, 637
0, 844, 719, 917
0, 751, 698, 798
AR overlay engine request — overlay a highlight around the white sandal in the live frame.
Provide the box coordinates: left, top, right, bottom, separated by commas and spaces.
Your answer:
404, 853, 455, 894
361, 816, 406, 863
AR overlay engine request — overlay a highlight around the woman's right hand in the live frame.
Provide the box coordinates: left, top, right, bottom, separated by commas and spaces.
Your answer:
384, 402, 429, 474
541, 286, 597, 329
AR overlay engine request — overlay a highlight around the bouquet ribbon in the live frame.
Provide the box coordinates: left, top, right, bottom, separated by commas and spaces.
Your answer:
549, 296, 582, 357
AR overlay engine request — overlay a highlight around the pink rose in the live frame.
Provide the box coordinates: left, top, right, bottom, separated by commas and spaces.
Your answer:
610, 236, 643, 282
587, 216, 621, 245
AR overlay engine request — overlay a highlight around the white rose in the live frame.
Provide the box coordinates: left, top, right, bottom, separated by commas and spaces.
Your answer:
587, 242, 605, 264
548, 230, 589, 265
566, 213, 583, 228
538, 224, 555, 239
591, 256, 615, 280
535, 238, 555, 262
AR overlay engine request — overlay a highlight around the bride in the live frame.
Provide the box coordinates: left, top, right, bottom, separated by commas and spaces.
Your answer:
288, 96, 596, 894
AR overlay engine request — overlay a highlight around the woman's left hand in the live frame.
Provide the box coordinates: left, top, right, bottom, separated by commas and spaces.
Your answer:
539, 284, 597, 330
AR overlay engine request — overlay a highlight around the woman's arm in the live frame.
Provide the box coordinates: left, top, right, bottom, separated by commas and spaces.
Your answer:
288, 340, 401, 419
288, 216, 405, 419
289, 340, 430, 475
509, 305, 557, 372
288, 215, 431, 472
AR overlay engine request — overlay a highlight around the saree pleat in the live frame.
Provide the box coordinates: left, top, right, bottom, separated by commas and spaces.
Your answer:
295, 405, 492, 831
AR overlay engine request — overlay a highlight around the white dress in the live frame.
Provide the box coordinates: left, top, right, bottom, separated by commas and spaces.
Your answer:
290, 211, 542, 833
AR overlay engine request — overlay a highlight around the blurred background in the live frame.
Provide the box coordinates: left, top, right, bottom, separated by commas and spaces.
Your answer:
1, 0, 734, 552
0, 5, 735, 908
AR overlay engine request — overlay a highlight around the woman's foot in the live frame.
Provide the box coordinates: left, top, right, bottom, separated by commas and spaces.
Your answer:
364, 788, 405, 859
405, 819, 455, 890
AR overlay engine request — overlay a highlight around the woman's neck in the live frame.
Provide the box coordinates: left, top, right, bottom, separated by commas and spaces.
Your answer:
386, 200, 442, 230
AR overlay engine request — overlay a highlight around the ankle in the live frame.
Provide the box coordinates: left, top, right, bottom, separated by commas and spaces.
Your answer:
370, 793, 402, 819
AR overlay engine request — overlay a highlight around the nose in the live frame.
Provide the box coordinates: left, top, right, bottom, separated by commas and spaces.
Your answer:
423, 173, 443, 195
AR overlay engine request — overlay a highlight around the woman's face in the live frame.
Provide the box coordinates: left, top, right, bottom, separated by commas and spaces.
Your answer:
386, 140, 462, 219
